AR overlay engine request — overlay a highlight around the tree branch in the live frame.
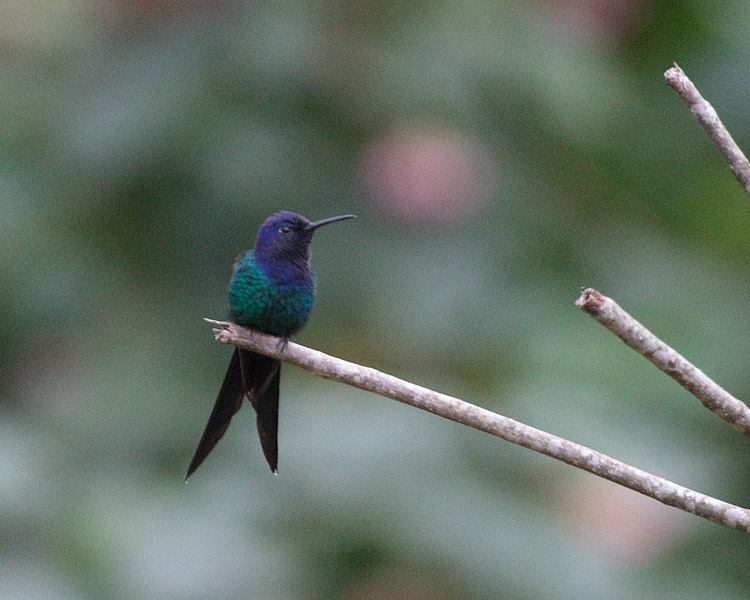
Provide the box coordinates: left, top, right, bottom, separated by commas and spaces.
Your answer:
664, 63, 750, 196
576, 288, 750, 436
206, 318, 750, 534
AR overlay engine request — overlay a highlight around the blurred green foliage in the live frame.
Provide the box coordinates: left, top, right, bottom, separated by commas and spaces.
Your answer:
3, 0, 750, 598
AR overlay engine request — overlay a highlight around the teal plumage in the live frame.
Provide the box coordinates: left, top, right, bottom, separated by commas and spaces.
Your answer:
228, 251, 315, 338
187, 211, 354, 478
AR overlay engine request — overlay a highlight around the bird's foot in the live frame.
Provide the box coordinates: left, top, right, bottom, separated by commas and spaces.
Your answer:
276, 336, 290, 353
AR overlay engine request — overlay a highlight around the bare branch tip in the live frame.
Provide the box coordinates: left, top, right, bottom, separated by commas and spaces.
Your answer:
666, 62, 682, 74
664, 64, 687, 89
212, 327, 235, 345
575, 287, 605, 313
204, 317, 229, 327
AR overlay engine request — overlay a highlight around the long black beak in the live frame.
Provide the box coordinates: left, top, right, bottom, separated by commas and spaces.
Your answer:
305, 214, 356, 231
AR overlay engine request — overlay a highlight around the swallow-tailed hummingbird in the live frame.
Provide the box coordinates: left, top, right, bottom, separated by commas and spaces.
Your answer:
186, 211, 355, 478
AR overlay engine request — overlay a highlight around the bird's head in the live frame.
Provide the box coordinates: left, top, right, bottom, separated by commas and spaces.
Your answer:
254, 211, 355, 267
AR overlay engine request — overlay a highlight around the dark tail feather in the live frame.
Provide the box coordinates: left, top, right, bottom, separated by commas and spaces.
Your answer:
239, 349, 281, 473
256, 366, 280, 473
185, 349, 244, 479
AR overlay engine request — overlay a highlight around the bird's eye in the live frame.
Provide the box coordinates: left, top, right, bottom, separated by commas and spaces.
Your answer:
279, 226, 291, 234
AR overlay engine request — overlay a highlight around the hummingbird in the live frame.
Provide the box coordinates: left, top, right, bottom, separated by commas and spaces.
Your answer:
186, 211, 355, 478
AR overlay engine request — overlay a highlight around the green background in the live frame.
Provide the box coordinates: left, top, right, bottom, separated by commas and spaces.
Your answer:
4, 1, 750, 598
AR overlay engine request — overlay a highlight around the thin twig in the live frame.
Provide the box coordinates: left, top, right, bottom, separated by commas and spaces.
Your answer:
576, 288, 750, 436
206, 318, 750, 534
664, 63, 750, 196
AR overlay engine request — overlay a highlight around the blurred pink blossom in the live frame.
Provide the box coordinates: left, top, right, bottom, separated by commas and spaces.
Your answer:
558, 478, 689, 564
358, 127, 495, 225
543, 0, 643, 43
